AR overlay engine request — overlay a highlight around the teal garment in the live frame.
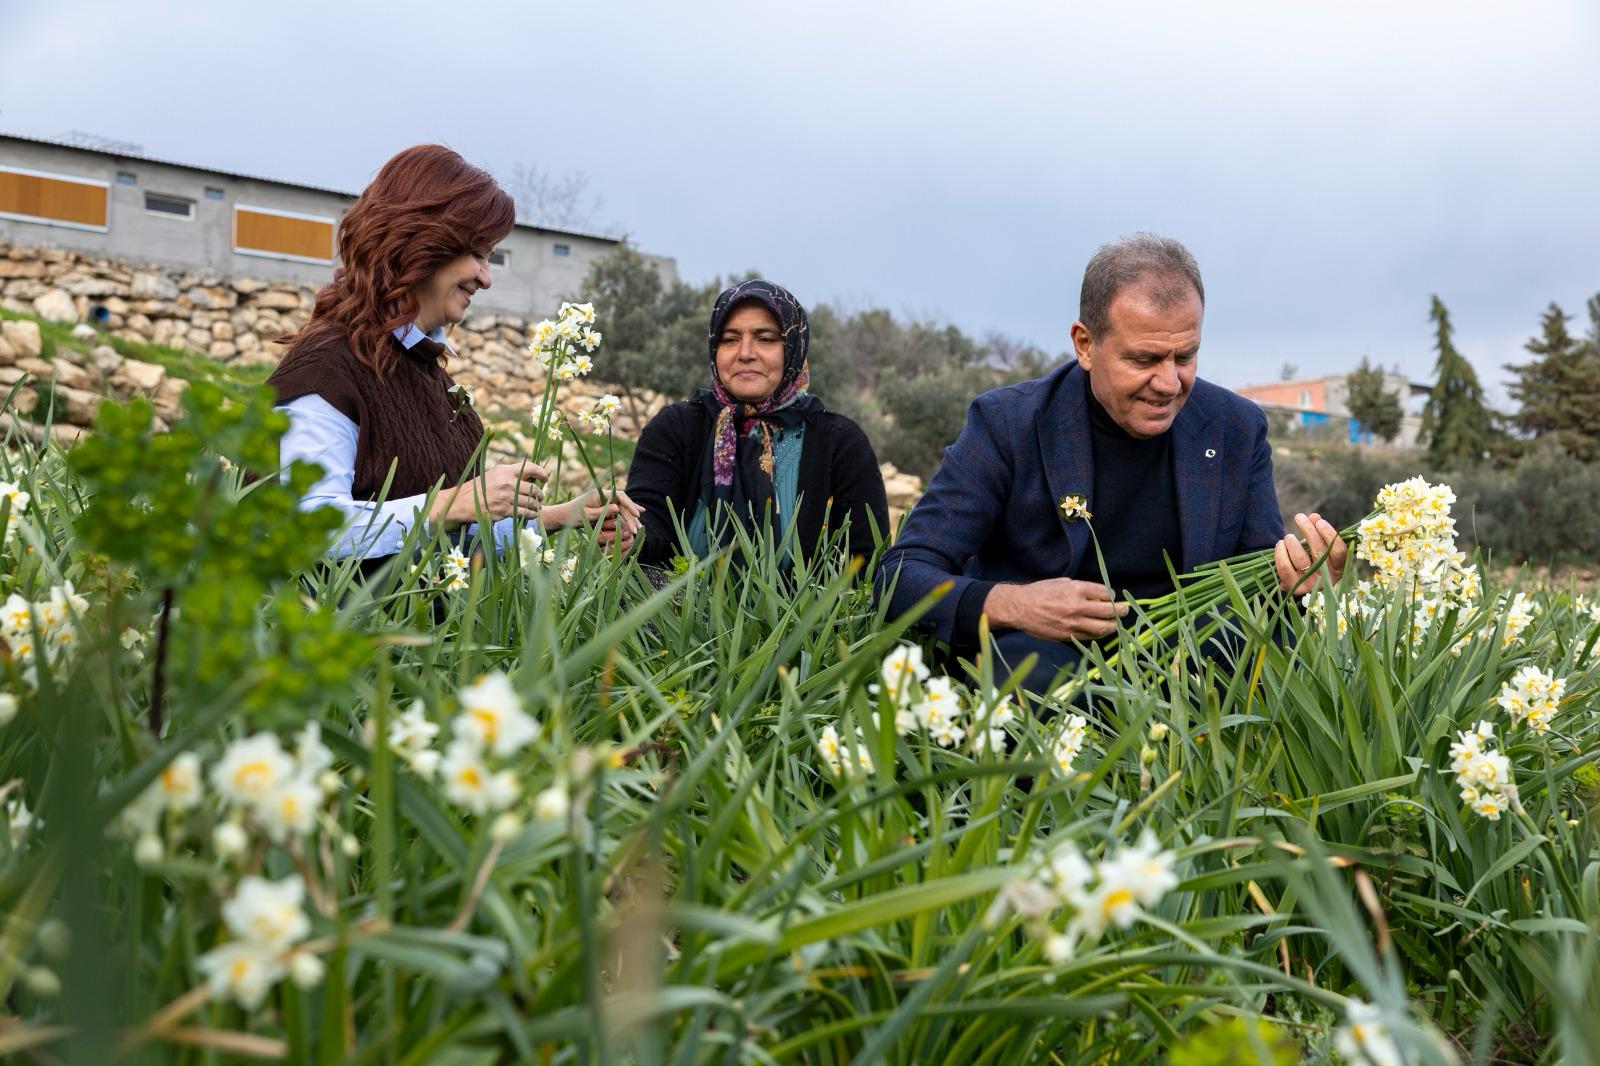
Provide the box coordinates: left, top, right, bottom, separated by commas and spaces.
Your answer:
688, 422, 805, 558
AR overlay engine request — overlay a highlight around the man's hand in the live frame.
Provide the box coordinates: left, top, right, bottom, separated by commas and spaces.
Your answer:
1274, 511, 1348, 595
983, 578, 1130, 643
543, 488, 644, 554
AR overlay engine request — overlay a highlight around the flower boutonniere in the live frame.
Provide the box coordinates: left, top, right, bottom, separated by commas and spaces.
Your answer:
1058, 493, 1092, 523
447, 382, 476, 420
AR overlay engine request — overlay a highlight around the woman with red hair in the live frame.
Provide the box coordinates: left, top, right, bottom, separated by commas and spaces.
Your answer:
268, 144, 636, 565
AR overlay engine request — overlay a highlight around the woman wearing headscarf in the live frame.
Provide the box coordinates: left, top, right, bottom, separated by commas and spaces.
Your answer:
267, 144, 637, 567
625, 279, 888, 568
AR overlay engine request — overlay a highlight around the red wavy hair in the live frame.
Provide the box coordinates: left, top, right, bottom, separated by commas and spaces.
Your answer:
280, 144, 516, 374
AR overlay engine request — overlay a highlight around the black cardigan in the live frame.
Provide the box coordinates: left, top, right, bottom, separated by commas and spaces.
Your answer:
625, 400, 890, 568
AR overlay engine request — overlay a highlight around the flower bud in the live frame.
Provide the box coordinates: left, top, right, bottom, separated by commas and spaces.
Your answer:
341, 834, 361, 857
534, 786, 569, 824
289, 950, 326, 989
318, 770, 343, 796
36, 918, 70, 960
491, 811, 522, 843
1043, 934, 1073, 965
213, 821, 248, 859
0, 692, 17, 726
134, 832, 163, 867
23, 965, 60, 998
1139, 745, 1157, 766
1147, 723, 1169, 742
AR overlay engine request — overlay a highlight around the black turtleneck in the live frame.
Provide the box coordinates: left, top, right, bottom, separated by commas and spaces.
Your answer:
1084, 380, 1183, 602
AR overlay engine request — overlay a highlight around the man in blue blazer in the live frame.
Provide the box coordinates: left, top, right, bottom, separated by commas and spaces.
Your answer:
878, 234, 1347, 692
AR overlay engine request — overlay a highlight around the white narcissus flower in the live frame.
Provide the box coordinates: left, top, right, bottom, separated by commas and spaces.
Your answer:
222, 875, 310, 950
817, 723, 842, 774
6, 798, 38, 844
257, 776, 321, 843
197, 940, 285, 1010
1, 593, 35, 638
1333, 1000, 1404, 1066
389, 700, 439, 752
210, 734, 296, 810
913, 676, 961, 731
0, 691, 17, 726
1098, 830, 1179, 910
294, 722, 334, 782
878, 644, 929, 707
133, 832, 163, 867
157, 752, 204, 812
440, 739, 520, 814
1052, 714, 1090, 775
407, 748, 442, 778
560, 556, 578, 584
454, 672, 540, 758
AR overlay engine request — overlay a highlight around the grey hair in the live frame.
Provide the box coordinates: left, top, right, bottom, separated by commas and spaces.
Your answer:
1078, 232, 1205, 338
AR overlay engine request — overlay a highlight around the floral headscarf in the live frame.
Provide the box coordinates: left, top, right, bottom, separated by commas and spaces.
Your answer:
697, 279, 823, 539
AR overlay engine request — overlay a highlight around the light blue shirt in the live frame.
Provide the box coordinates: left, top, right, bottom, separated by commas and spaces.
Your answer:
277, 324, 525, 560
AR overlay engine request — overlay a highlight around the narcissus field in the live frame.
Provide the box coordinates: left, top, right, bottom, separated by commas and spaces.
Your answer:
1, 342, 1598, 1063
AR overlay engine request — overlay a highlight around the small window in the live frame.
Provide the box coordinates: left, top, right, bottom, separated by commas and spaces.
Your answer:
204, 186, 225, 200
552, 243, 570, 257
488, 248, 509, 266
115, 170, 137, 186
145, 192, 195, 219
1298, 389, 1312, 407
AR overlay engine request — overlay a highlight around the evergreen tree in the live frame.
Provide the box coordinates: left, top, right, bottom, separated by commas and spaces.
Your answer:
1344, 356, 1403, 444
1420, 295, 1497, 466
1504, 301, 1600, 461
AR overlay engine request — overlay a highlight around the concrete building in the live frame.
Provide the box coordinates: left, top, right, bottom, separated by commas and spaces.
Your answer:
1237, 371, 1431, 448
0, 132, 672, 318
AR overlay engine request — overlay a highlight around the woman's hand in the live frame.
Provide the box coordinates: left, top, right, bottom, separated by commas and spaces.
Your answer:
429, 461, 548, 528
542, 488, 644, 552
1274, 511, 1348, 595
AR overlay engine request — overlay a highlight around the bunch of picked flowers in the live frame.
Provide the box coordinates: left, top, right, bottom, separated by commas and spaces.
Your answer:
528, 302, 602, 458
1109, 478, 1471, 666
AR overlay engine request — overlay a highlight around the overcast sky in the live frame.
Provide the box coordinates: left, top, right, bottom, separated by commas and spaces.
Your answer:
4, 0, 1597, 400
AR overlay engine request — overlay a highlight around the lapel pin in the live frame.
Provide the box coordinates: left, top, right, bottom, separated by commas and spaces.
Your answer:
1204, 448, 1216, 459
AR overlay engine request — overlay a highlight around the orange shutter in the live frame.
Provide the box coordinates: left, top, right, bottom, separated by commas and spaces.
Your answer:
233, 205, 334, 262
0, 167, 109, 229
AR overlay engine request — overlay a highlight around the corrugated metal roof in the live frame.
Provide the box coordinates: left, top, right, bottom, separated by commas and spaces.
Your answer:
0, 131, 623, 243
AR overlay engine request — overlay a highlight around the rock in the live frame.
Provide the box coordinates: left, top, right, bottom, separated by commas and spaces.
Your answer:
0, 412, 84, 445
211, 321, 234, 341
0, 335, 13, 364
70, 323, 97, 341
101, 296, 130, 315
4, 280, 48, 301
131, 272, 179, 300
110, 358, 167, 394
464, 313, 499, 332
125, 313, 153, 337
208, 341, 237, 359
232, 307, 258, 330
152, 377, 189, 422
184, 286, 237, 311
185, 327, 212, 349
45, 359, 96, 391
0, 260, 47, 279
55, 384, 104, 425
0, 366, 28, 388
252, 290, 302, 311
231, 277, 267, 295
1, 319, 43, 359
235, 331, 261, 353
56, 274, 128, 298
32, 289, 78, 322
90, 345, 124, 374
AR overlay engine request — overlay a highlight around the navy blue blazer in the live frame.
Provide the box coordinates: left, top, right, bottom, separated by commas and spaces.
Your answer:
878, 361, 1285, 645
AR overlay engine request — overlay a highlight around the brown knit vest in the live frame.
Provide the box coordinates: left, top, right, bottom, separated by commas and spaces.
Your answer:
268, 331, 486, 501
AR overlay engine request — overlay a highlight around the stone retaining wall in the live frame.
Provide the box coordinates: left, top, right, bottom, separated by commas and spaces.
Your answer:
0, 241, 924, 518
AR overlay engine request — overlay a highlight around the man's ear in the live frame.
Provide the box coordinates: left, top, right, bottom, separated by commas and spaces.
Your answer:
1069, 321, 1094, 371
